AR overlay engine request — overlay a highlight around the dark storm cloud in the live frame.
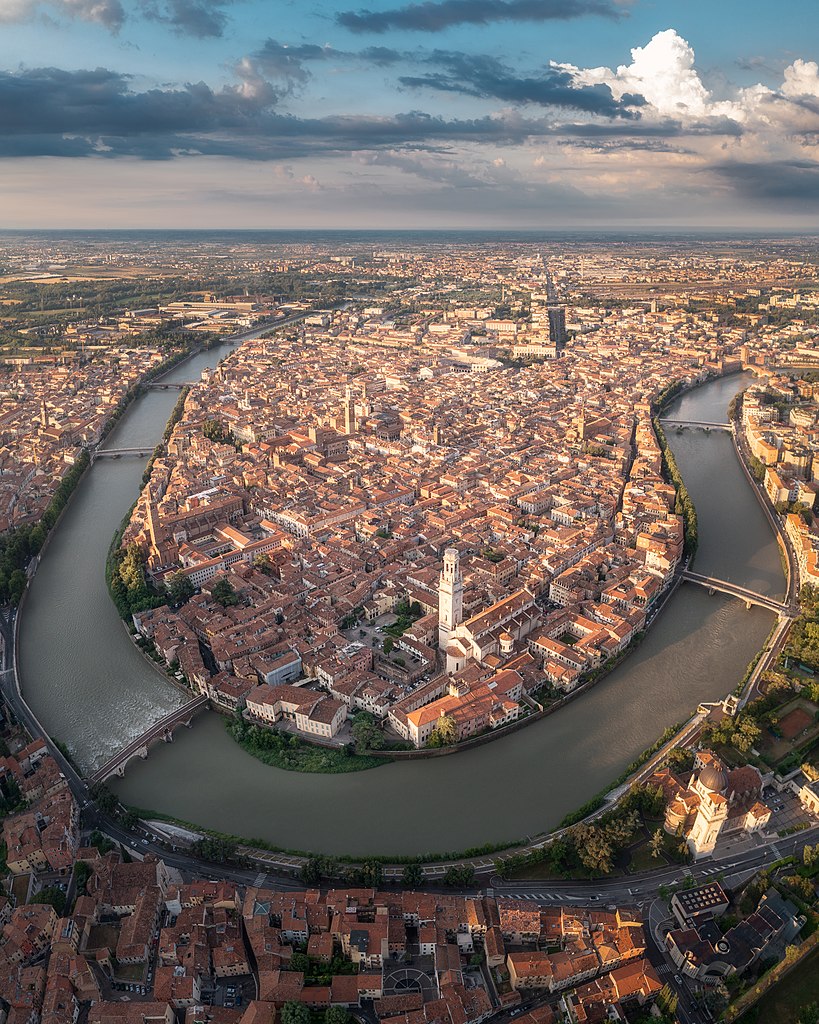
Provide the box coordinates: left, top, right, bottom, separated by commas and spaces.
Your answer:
0, 64, 604, 158
0, 64, 748, 161
710, 159, 819, 201
0, 66, 269, 137
138, 0, 233, 37
398, 52, 644, 117
337, 0, 621, 34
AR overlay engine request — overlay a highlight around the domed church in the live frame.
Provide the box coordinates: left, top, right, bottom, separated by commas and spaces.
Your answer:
661, 751, 771, 859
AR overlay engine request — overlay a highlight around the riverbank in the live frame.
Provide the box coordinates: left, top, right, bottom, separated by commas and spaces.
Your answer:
226, 715, 388, 774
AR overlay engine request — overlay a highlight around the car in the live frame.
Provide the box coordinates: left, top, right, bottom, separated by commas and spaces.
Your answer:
674, 975, 683, 985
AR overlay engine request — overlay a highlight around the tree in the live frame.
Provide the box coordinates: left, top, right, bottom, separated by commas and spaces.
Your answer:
192, 836, 237, 864
168, 572, 195, 607
90, 783, 119, 816
325, 1009, 350, 1024
281, 1002, 311, 1024
351, 713, 384, 751
359, 859, 383, 887
402, 862, 425, 887
254, 553, 273, 575
30, 886, 66, 914
301, 856, 323, 885
290, 952, 310, 973
202, 418, 231, 444
443, 864, 475, 886
650, 828, 665, 859
428, 713, 457, 747
212, 577, 239, 607
732, 717, 761, 753
572, 823, 615, 875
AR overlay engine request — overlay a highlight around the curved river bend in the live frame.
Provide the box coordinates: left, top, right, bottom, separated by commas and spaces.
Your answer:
20, 367, 783, 856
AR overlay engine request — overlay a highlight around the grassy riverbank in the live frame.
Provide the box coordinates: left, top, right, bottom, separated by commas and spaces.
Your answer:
653, 379, 699, 556
0, 448, 90, 605
226, 716, 388, 774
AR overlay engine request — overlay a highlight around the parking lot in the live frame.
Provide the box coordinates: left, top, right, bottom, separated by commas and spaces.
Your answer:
207, 974, 255, 1008
766, 786, 816, 835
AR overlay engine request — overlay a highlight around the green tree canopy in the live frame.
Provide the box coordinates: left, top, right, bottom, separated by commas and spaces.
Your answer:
211, 577, 239, 607
168, 572, 195, 607
281, 1002, 311, 1024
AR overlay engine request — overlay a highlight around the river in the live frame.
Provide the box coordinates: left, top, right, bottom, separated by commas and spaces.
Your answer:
18, 367, 784, 857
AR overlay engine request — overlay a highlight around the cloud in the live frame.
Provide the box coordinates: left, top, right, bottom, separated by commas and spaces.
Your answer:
0, 66, 272, 148
782, 59, 819, 99
0, 64, 619, 159
0, 0, 124, 29
399, 51, 643, 117
337, 0, 620, 34
138, 0, 233, 37
558, 137, 693, 154
555, 28, 744, 122
710, 159, 819, 202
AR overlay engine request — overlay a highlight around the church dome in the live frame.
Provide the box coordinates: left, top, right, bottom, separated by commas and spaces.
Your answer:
699, 764, 728, 793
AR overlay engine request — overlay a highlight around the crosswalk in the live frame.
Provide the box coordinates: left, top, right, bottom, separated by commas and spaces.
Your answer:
252, 871, 267, 887
509, 893, 596, 902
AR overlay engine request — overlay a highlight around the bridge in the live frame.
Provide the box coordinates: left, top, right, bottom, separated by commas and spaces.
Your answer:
660, 418, 733, 432
88, 695, 208, 784
682, 570, 794, 616
144, 381, 195, 391
90, 446, 155, 463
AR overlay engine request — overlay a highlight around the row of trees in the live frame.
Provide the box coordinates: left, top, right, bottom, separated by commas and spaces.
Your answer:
0, 449, 90, 605
496, 781, 671, 879
108, 541, 164, 618
281, 1001, 349, 1024
298, 853, 477, 888
653, 414, 699, 556
785, 584, 819, 671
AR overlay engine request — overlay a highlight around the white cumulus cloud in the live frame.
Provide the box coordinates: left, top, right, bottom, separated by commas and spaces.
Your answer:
553, 28, 744, 122
782, 59, 819, 99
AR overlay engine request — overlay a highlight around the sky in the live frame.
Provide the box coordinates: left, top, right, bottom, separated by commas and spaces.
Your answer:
1, 0, 819, 229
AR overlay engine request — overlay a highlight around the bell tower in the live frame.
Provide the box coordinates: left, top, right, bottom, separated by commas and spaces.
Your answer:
438, 547, 463, 646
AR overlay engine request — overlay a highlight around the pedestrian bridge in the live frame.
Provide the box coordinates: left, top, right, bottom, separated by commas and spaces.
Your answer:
660, 418, 733, 432
682, 570, 794, 616
90, 447, 154, 463
88, 695, 208, 784
144, 381, 195, 390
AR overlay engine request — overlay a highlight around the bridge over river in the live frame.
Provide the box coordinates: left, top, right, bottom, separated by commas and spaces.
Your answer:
660, 418, 733, 432
88, 695, 208, 785
681, 570, 794, 617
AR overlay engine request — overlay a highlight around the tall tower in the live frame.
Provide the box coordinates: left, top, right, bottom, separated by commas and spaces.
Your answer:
438, 547, 463, 646
146, 498, 161, 558
687, 762, 729, 859
40, 400, 49, 429
344, 385, 356, 435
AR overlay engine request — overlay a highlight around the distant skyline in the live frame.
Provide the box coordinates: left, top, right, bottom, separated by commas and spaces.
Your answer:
1, 0, 819, 228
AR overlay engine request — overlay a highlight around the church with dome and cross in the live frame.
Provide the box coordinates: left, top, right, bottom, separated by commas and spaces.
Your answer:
652, 750, 772, 859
